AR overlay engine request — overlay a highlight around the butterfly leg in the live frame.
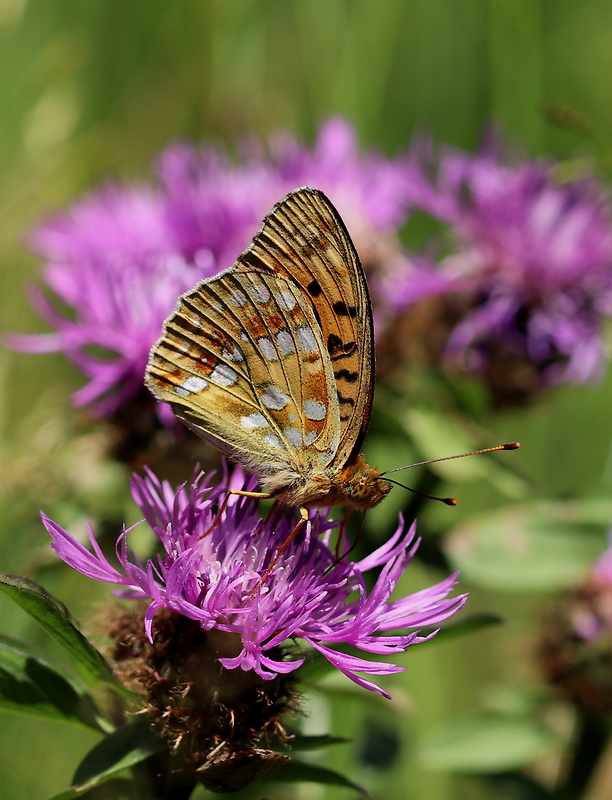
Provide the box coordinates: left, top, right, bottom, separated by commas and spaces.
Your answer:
199, 489, 274, 539
229, 490, 275, 500
263, 498, 281, 525
199, 491, 230, 539
275, 506, 310, 557
228, 489, 276, 531
249, 507, 309, 596
335, 508, 354, 559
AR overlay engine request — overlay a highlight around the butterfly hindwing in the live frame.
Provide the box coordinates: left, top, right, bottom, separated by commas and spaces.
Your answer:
146, 268, 341, 476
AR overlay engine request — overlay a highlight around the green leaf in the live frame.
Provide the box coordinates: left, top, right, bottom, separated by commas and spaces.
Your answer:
65, 718, 163, 793
0, 632, 102, 729
72, 718, 163, 787
418, 711, 560, 772
47, 777, 135, 800
0, 572, 120, 690
445, 500, 607, 591
271, 759, 369, 795
480, 684, 549, 716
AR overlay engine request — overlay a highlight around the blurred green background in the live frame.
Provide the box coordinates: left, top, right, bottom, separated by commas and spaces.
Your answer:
3, 1, 612, 798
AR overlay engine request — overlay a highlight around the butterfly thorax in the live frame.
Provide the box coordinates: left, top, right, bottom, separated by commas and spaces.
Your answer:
263, 453, 391, 511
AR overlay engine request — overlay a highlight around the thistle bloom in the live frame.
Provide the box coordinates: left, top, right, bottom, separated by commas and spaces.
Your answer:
41, 465, 466, 698
159, 116, 411, 269
11, 119, 411, 418
8, 186, 200, 416
380, 134, 612, 394
539, 541, 612, 713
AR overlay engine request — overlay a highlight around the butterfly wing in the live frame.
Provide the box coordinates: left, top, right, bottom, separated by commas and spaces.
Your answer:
234, 187, 374, 466
146, 268, 341, 479
146, 187, 373, 480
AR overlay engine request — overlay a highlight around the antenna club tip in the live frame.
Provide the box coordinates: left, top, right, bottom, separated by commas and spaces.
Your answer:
503, 441, 521, 450
444, 497, 459, 506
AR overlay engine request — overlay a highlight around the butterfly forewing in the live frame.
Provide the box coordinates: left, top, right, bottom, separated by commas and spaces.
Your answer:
146, 267, 341, 476
234, 188, 374, 465
146, 187, 376, 500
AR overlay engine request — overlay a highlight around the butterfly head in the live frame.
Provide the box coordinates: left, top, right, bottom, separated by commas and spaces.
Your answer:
334, 453, 392, 510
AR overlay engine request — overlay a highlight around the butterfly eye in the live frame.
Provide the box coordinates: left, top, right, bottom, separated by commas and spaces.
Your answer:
348, 484, 365, 500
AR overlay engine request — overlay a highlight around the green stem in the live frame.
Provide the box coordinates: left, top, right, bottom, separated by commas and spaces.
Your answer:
560, 708, 610, 799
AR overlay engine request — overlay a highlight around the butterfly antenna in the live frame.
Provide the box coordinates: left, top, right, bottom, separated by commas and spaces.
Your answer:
384, 477, 458, 506
381, 442, 520, 506
382, 442, 520, 476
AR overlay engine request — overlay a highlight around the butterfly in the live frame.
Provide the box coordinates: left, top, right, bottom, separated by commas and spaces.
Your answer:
145, 186, 392, 519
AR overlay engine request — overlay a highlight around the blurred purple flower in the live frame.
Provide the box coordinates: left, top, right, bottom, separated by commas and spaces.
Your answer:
267, 116, 411, 232
10, 119, 411, 417
539, 538, 612, 713
589, 543, 612, 586
571, 541, 612, 642
8, 186, 201, 415
380, 134, 612, 386
41, 465, 466, 697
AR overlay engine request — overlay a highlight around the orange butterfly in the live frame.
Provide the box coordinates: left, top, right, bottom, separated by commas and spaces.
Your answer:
146, 187, 391, 519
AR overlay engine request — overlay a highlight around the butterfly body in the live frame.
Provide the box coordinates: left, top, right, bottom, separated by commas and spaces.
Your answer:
146, 187, 389, 513
255, 452, 390, 511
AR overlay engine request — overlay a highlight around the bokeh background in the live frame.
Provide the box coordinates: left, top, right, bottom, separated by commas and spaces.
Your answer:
3, 2, 612, 798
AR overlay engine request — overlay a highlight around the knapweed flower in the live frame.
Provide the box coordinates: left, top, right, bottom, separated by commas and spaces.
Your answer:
159, 116, 411, 272
379, 133, 612, 404
42, 465, 466, 700
8, 185, 201, 417
539, 541, 612, 713
10, 118, 411, 421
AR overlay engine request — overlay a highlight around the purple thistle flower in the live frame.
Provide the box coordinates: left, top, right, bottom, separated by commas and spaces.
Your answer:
380, 133, 612, 389
8, 185, 202, 416
589, 543, 612, 587
539, 540, 612, 713
568, 542, 612, 642
10, 119, 410, 418
267, 117, 411, 232
41, 465, 466, 698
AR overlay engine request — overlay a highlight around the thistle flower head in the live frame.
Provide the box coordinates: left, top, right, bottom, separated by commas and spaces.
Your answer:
539, 541, 612, 713
42, 465, 466, 699
380, 133, 612, 403
8, 185, 200, 416
11, 119, 410, 419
